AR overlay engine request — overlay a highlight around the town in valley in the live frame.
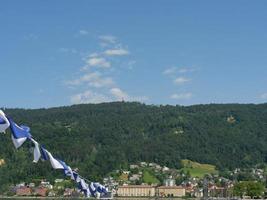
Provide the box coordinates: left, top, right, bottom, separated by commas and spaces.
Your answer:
5, 160, 267, 198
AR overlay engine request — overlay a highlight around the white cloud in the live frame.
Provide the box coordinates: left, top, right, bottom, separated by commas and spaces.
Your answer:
66, 34, 147, 104
89, 52, 99, 58
99, 35, 116, 44
86, 57, 111, 68
104, 48, 129, 56
178, 68, 192, 73
79, 30, 88, 35
173, 77, 191, 85
170, 93, 193, 100
71, 90, 109, 104
163, 67, 177, 75
110, 87, 148, 102
110, 88, 129, 100
89, 77, 114, 88
260, 93, 267, 99
70, 88, 148, 105
163, 67, 195, 75
66, 71, 114, 88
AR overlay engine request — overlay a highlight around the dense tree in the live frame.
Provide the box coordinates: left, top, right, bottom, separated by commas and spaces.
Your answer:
1, 102, 267, 192
234, 181, 265, 198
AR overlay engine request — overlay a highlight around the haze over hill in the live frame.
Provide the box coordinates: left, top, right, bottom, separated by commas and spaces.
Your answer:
1, 102, 267, 191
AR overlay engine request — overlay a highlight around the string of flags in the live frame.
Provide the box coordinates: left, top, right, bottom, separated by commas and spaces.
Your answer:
0, 110, 108, 198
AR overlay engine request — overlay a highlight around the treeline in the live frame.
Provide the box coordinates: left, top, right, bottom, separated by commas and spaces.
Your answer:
1, 102, 267, 192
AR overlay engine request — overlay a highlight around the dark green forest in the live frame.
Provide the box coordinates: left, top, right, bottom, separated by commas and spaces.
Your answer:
1, 102, 267, 192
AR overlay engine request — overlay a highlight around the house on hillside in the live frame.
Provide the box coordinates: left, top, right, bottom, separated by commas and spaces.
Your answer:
140, 162, 147, 167
34, 186, 48, 197
40, 180, 53, 189
129, 174, 141, 181
164, 176, 175, 187
130, 164, 139, 169
16, 186, 32, 196
162, 166, 170, 172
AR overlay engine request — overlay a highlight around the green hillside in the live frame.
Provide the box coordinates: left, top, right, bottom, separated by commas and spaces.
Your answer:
143, 170, 160, 184
180, 159, 218, 178
1, 102, 267, 192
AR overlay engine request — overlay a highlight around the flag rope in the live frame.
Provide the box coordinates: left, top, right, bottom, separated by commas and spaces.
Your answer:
0, 110, 108, 198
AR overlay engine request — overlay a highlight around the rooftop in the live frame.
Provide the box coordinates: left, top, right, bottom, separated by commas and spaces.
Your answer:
118, 185, 155, 188
157, 186, 184, 189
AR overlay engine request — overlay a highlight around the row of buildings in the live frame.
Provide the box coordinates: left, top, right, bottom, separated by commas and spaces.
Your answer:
12, 180, 76, 197
116, 184, 231, 198
15, 186, 49, 197
117, 185, 186, 197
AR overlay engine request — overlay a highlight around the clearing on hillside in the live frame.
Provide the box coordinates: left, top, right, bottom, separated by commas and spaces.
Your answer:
180, 159, 218, 178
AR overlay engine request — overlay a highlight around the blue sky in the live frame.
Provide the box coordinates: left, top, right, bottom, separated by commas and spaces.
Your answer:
1, 0, 267, 108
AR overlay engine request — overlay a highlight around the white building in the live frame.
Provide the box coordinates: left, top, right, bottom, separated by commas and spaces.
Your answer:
164, 177, 176, 187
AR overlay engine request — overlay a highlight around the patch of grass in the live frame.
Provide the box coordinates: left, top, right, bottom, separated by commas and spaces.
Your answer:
119, 173, 129, 181
142, 170, 160, 184
180, 159, 218, 178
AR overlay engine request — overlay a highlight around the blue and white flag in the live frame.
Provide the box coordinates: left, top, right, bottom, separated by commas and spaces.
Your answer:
8, 117, 31, 149
0, 110, 10, 133
93, 182, 108, 194
57, 159, 75, 180
40, 148, 64, 169
40, 146, 49, 161
85, 188, 91, 198
3, 111, 107, 198
80, 179, 92, 198
89, 182, 97, 197
80, 178, 89, 190
30, 138, 41, 163
73, 172, 81, 183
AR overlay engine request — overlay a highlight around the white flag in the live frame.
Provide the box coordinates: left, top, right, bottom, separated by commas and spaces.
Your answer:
0, 110, 10, 133
31, 138, 41, 163
45, 150, 64, 169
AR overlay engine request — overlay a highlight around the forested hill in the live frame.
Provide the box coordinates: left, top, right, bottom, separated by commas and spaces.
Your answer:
1, 102, 267, 190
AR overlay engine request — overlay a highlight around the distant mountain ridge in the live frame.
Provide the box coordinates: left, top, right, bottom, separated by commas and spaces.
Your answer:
1, 102, 267, 191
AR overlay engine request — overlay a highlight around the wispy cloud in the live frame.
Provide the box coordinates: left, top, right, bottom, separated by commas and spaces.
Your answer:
71, 90, 109, 104
260, 93, 267, 99
173, 77, 191, 85
86, 57, 111, 68
89, 52, 99, 58
110, 88, 129, 100
66, 71, 114, 88
178, 68, 195, 73
79, 30, 89, 35
170, 93, 193, 100
104, 48, 129, 56
71, 88, 148, 104
66, 33, 147, 104
99, 35, 116, 44
110, 87, 148, 102
163, 67, 176, 75
163, 67, 195, 75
